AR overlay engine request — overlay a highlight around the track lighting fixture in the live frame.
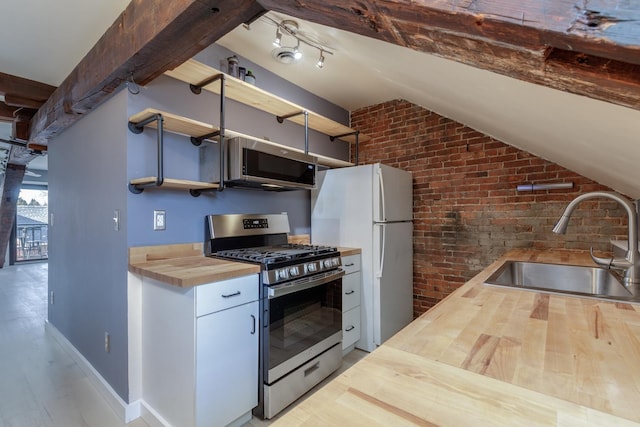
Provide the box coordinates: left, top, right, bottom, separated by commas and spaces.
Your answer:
262, 16, 333, 69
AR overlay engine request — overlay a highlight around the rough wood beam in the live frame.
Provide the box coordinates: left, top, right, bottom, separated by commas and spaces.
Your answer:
257, 0, 640, 110
29, 0, 266, 144
0, 162, 26, 268
4, 94, 44, 110
0, 72, 56, 102
0, 102, 18, 121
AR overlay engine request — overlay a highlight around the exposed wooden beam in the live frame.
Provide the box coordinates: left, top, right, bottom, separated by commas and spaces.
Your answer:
0, 102, 18, 121
0, 162, 26, 268
0, 72, 56, 102
256, 0, 640, 109
29, 0, 266, 144
4, 94, 45, 110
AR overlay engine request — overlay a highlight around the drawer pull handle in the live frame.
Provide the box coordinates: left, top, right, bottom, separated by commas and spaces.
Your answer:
222, 291, 241, 298
345, 290, 355, 295
345, 263, 355, 267
345, 325, 355, 332
251, 314, 256, 335
304, 362, 320, 377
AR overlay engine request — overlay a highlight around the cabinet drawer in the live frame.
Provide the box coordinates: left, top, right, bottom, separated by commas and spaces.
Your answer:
342, 306, 361, 349
341, 254, 361, 275
342, 272, 361, 312
196, 274, 258, 317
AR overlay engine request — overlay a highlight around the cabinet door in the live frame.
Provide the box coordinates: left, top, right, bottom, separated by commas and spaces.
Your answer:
196, 301, 259, 427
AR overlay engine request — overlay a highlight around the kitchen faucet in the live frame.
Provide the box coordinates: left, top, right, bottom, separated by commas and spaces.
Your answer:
553, 191, 640, 286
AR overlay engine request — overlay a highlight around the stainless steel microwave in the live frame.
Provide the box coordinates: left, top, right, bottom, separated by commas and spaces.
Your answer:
199, 136, 317, 191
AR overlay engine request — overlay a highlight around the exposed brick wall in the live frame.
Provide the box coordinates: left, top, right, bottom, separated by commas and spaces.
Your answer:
351, 99, 629, 316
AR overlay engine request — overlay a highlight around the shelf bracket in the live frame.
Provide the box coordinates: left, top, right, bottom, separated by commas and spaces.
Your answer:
329, 130, 360, 165
190, 130, 221, 146
189, 73, 224, 95
276, 110, 309, 154
128, 114, 165, 194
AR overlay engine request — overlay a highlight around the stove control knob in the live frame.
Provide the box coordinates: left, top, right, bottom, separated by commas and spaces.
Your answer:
307, 262, 317, 273
331, 258, 339, 267
323, 259, 332, 269
277, 268, 289, 280
289, 266, 300, 277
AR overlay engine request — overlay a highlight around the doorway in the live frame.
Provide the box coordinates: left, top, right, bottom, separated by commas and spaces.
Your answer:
12, 188, 48, 263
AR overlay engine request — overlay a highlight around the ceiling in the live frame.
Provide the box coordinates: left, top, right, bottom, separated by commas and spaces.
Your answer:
1, 3, 640, 198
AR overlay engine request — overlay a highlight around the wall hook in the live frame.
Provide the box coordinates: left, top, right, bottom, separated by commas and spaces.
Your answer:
127, 72, 140, 95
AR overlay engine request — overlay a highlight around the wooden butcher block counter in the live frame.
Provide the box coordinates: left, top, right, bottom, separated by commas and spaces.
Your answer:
128, 243, 260, 287
274, 249, 640, 426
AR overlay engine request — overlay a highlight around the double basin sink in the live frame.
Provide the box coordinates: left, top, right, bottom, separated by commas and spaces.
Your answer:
484, 260, 640, 302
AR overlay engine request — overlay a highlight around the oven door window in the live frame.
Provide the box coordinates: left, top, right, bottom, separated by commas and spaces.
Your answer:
269, 279, 341, 371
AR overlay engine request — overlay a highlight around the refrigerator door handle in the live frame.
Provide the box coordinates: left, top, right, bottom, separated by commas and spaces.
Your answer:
376, 223, 386, 278
378, 167, 386, 222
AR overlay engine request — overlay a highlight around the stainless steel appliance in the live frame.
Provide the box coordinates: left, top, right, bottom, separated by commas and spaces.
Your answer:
311, 163, 414, 352
199, 136, 317, 191
204, 213, 343, 419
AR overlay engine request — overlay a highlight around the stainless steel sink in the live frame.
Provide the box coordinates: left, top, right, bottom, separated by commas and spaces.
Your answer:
484, 261, 640, 302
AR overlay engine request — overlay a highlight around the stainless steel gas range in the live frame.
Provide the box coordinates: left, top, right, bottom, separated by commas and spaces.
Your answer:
204, 213, 344, 419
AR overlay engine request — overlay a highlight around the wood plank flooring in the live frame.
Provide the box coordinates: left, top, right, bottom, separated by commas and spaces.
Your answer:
0, 262, 148, 427
0, 262, 367, 427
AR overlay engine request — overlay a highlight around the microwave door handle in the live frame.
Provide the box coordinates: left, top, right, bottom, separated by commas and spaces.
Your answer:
378, 167, 387, 222
376, 223, 385, 279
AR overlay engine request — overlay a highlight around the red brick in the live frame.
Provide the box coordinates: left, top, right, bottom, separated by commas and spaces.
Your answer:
351, 100, 626, 316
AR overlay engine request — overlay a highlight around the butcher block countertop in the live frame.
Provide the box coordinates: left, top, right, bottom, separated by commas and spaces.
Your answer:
128, 243, 259, 287
338, 247, 361, 257
274, 249, 640, 426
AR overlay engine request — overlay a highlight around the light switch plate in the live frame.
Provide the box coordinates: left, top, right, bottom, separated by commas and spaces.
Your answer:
154, 210, 166, 231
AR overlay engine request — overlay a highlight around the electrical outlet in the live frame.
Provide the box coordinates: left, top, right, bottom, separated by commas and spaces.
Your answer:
104, 332, 110, 353
154, 210, 166, 231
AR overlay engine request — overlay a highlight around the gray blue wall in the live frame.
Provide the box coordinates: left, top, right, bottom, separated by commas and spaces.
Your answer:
48, 43, 351, 403
48, 89, 130, 399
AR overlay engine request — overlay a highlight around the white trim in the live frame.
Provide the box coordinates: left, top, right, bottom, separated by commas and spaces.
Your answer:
128, 272, 143, 402
140, 401, 173, 427
45, 321, 141, 423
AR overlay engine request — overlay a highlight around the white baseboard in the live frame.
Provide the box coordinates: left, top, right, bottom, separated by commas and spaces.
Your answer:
45, 321, 141, 423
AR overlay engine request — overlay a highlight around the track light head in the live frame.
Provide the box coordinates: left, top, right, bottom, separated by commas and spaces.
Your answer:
316, 51, 325, 69
273, 28, 282, 47
293, 41, 302, 60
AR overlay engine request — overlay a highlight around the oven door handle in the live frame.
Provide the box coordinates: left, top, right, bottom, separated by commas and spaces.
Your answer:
268, 269, 345, 299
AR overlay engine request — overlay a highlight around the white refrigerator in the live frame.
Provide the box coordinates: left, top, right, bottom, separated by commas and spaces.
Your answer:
311, 163, 413, 352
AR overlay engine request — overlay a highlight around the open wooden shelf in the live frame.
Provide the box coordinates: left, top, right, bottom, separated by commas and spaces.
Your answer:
130, 177, 219, 191
129, 109, 354, 168
129, 108, 220, 141
164, 59, 370, 144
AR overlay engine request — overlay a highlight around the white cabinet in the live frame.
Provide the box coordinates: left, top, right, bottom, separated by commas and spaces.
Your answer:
142, 274, 259, 427
341, 253, 362, 353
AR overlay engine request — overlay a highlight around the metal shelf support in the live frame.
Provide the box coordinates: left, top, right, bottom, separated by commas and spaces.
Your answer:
330, 130, 360, 165
128, 113, 165, 193
190, 73, 226, 191
276, 110, 309, 154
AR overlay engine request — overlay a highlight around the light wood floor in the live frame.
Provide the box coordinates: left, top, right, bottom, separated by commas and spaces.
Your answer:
0, 262, 367, 427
